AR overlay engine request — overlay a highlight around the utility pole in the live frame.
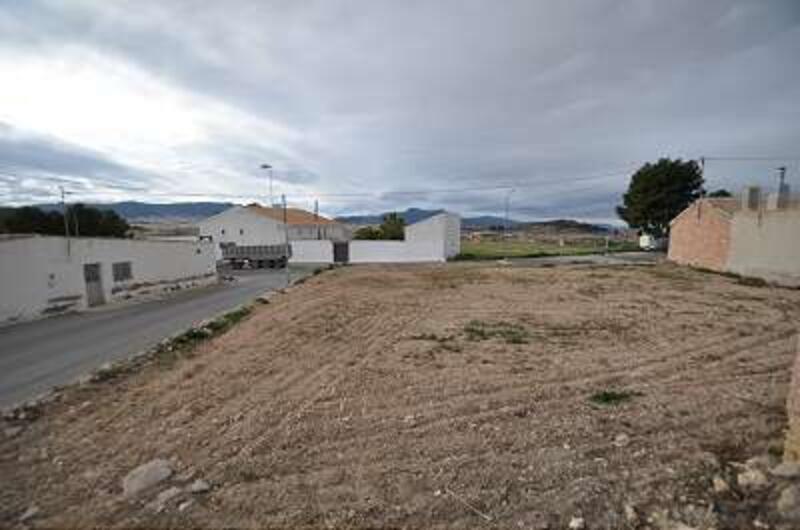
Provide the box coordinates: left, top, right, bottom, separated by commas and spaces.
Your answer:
699, 157, 706, 196
73, 205, 80, 237
777, 166, 787, 187
504, 188, 514, 261
314, 199, 320, 239
60, 186, 71, 256
261, 164, 273, 206
282, 194, 291, 287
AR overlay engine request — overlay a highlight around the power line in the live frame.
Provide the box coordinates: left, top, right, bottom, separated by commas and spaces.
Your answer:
702, 156, 800, 162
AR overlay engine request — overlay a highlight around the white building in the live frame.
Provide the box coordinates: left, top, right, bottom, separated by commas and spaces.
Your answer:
197, 204, 351, 258
0, 235, 217, 324
290, 212, 461, 264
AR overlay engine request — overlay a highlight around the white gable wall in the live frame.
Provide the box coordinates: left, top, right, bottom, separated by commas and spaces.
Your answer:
198, 207, 285, 259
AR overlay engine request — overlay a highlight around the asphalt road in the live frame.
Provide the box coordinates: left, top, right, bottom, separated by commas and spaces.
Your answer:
0, 266, 316, 409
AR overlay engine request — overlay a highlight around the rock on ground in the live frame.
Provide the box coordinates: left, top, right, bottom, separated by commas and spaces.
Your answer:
777, 485, 800, 520
737, 468, 768, 490
772, 461, 800, 479
122, 459, 173, 498
568, 516, 585, 529
712, 476, 730, 493
189, 479, 211, 493
19, 505, 39, 522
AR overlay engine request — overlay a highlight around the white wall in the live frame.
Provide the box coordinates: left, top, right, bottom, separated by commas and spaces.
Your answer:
0, 236, 217, 323
727, 209, 800, 286
349, 241, 425, 262
349, 212, 461, 263
286, 212, 462, 264
289, 240, 333, 263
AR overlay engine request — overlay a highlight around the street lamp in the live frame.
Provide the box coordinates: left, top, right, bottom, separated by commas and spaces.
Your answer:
504, 188, 515, 260
260, 164, 273, 206
261, 164, 291, 287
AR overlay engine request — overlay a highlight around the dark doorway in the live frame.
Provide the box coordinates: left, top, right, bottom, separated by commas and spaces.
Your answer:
83, 263, 105, 307
333, 242, 349, 263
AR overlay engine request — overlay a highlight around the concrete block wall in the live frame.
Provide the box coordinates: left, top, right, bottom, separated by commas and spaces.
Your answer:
289, 240, 333, 263
728, 209, 800, 287
667, 201, 732, 271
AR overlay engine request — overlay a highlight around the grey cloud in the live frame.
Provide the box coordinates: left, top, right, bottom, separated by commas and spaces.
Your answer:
0, 123, 158, 194
1, 0, 799, 218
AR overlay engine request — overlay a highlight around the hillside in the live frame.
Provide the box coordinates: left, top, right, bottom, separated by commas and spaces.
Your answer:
335, 208, 444, 226
521, 219, 610, 233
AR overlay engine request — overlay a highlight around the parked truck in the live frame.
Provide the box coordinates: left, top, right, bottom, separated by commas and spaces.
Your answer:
220, 243, 291, 269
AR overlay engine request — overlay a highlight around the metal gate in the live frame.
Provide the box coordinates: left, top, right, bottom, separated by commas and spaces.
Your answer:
83, 263, 105, 307
333, 242, 349, 263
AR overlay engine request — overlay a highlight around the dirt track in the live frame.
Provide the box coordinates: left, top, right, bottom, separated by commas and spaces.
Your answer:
2, 262, 799, 528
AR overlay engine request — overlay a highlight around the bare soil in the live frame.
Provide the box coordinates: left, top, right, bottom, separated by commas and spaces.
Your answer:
2, 262, 799, 528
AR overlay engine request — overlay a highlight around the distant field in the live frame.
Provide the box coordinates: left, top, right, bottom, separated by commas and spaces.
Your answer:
457, 238, 639, 259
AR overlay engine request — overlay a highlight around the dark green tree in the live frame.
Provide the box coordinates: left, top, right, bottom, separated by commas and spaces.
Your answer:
5, 207, 63, 235
707, 189, 732, 198
352, 212, 406, 240
353, 225, 383, 240
616, 158, 705, 237
4, 204, 129, 237
379, 212, 405, 240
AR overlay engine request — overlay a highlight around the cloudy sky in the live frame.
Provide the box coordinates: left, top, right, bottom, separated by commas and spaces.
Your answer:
0, 0, 798, 221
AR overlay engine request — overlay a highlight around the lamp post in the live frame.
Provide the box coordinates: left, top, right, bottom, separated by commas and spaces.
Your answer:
504, 188, 515, 260
261, 163, 273, 206
282, 194, 291, 287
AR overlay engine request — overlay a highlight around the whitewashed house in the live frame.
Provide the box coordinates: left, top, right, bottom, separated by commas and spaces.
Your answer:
197, 204, 351, 259
0, 235, 217, 324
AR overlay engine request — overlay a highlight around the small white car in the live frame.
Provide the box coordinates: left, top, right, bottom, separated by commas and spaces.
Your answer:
639, 234, 666, 251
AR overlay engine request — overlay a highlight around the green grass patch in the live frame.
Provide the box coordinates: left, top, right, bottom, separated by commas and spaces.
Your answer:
453, 239, 639, 261
153, 305, 254, 367
409, 333, 454, 342
464, 320, 530, 344
589, 389, 642, 406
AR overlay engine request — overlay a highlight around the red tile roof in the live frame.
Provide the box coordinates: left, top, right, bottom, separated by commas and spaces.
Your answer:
245, 204, 337, 226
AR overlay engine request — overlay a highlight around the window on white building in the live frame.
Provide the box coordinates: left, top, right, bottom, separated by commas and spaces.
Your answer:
112, 261, 133, 282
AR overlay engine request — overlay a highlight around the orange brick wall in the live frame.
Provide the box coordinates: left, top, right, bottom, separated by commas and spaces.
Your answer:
667, 201, 732, 271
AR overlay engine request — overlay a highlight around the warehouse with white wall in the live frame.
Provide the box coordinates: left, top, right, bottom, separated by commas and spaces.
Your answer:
198, 204, 351, 260
0, 235, 217, 323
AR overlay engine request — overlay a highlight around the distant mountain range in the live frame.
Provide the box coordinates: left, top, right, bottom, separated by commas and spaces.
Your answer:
19, 202, 612, 232
335, 208, 446, 226
335, 209, 611, 232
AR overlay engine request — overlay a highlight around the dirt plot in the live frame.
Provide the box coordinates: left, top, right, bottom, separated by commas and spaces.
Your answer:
2, 262, 800, 528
